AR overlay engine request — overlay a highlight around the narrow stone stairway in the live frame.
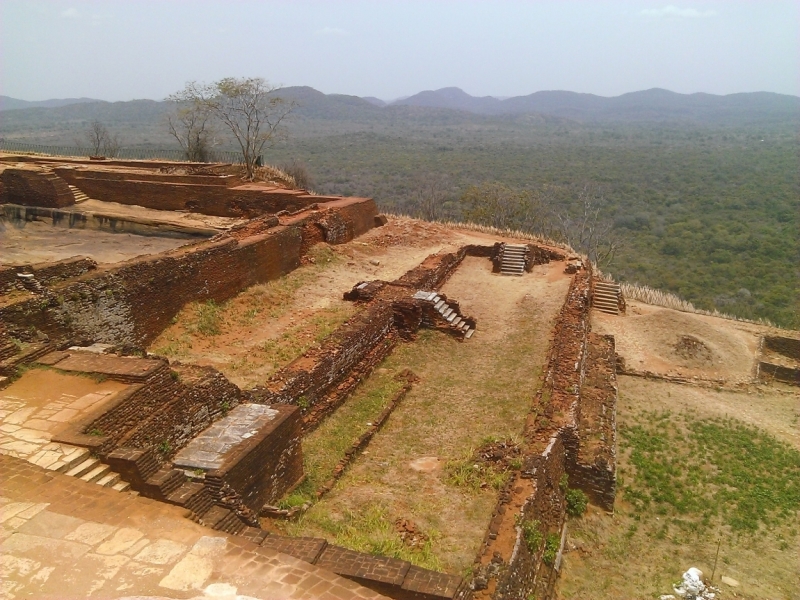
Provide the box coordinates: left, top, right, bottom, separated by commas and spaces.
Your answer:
67, 184, 91, 203
592, 280, 622, 315
35, 442, 130, 492
413, 290, 475, 339
500, 244, 528, 276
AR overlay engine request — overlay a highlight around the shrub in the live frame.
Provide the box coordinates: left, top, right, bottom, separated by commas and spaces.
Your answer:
566, 488, 589, 517
521, 519, 543, 554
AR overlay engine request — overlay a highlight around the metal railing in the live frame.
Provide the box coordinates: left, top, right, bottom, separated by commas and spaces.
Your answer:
0, 140, 243, 164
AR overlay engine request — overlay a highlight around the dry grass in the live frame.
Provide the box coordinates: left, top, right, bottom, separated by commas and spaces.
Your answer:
281, 258, 571, 573
557, 378, 800, 600
382, 212, 574, 253
619, 281, 779, 329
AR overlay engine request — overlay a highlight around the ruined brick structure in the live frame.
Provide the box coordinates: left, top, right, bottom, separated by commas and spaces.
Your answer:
0, 153, 623, 600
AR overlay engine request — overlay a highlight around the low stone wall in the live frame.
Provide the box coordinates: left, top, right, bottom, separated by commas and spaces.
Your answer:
0, 226, 302, 348
0, 256, 97, 294
763, 335, 800, 360
116, 366, 243, 457
64, 173, 320, 218
177, 404, 303, 512
2, 204, 215, 239
758, 361, 800, 385
0, 167, 75, 208
569, 332, 617, 511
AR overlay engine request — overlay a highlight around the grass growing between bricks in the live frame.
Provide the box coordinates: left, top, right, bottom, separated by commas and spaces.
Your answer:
558, 381, 800, 600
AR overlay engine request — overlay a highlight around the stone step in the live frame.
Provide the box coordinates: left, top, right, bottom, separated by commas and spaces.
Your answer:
80, 464, 111, 483
446, 312, 457, 322
465, 329, 474, 339
594, 294, 618, 303
595, 306, 619, 315
96, 472, 120, 487
112, 481, 131, 492
442, 308, 453, 318
63, 447, 91, 470
434, 300, 444, 310
593, 299, 619, 309
66, 458, 100, 478
452, 317, 462, 327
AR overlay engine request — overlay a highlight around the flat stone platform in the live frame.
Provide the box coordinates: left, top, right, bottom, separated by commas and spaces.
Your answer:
173, 404, 284, 472
0, 453, 386, 600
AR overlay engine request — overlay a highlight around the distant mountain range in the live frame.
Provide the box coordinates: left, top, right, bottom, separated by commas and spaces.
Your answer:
390, 87, 800, 122
0, 96, 103, 111
1, 88, 797, 143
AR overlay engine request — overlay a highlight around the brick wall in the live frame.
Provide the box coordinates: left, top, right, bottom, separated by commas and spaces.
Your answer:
763, 336, 800, 360
0, 226, 302, 348
117, 366, 243, 457
0, 257, 97, 294
202, 405, 303, 511
65, 174, 320, 218
0, 167, 75, 208
569, 333, 617, 511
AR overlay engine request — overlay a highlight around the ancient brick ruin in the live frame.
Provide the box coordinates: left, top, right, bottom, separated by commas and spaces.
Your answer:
0, 153, 622, 600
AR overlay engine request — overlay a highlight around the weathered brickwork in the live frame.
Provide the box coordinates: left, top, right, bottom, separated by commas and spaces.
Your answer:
0, 226, 302, 347
0, 256, 97, 294
570, 333, 618, 511
0, 167, 75, 208
196, 405, 304, 512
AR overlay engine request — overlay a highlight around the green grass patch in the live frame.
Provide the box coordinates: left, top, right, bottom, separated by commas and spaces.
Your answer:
621, 410, 800, 532
279, 370, 405, 508
290, 502, 442, 571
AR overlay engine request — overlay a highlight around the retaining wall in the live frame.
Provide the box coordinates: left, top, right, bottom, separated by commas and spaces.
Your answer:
0, 167, 75, 208
0, 226, 302, 348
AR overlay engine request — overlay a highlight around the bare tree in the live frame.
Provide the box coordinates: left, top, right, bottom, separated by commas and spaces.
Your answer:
165, 90, 214, 162
85, 120, 108, 156
460, 182, 545, 232
555, 186, 621, 266
409, 175, 450, 221
170, 78, 295, 178
83, 120, 121, 157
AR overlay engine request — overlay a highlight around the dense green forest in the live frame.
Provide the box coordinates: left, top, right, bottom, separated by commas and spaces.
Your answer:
263, 120, 798, 328
2, 92, 798, 327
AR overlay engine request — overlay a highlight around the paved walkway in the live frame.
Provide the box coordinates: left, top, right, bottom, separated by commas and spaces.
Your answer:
0, 454, 386, 600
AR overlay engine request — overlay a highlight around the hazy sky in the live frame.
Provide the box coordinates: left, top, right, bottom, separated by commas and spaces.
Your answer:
1, 1, 797, 101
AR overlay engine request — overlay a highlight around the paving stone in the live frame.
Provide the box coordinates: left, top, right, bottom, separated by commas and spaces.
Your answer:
1, 532, 91, 562
4, 407, 37, 425
158, 552, 214, 591
134, 539, 188, 565
65, 521, 118, 546
0, 502, 36, 524
49, 408, 79, 423
95, 527, 145, 555
17, 510, 85, 539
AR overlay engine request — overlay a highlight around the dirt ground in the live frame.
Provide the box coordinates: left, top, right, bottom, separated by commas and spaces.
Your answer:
150, 218, 532, 389
591, 299, 780, 383
283, 256, 572, 573
0, 218, 192, 265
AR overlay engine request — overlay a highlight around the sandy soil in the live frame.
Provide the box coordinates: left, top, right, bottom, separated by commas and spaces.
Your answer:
0, 219, 192, 265
286, 256, 572, 573
591, 299, 779, 383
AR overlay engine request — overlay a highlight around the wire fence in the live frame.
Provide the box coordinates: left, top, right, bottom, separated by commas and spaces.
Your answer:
0, 140, 244, 163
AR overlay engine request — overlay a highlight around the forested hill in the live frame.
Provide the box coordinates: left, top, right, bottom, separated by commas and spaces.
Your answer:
392, 87, 800, 124
1, 88, 798, 328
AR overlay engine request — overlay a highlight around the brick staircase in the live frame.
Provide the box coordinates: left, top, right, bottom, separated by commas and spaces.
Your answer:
592, 280, 621, 315
67, 184, 90, 203
499, 243, 528, 276
413, 291, 475, 339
